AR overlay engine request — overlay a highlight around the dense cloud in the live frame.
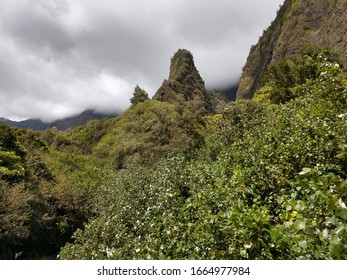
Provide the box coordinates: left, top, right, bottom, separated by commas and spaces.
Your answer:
0, 0, 284, 121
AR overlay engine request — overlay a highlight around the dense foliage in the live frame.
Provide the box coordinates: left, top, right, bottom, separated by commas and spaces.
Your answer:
1, 49, 346, 259
93, 99, 204, 168
60, 50, 347, 260
0, 125, 99, 259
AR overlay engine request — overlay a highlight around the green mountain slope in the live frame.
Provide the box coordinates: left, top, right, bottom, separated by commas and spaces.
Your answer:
237, 0, 347, 100
93, 100, 204, 169
60, 50, 347, 260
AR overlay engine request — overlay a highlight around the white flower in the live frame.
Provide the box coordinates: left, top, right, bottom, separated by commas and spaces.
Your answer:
106, 247, 113, 258
337, 198, 347, 209
298, 240, 307, 249
299, 168, 311, 175
322, 229, 329, 239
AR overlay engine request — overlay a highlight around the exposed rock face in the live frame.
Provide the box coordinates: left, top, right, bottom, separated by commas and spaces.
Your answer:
237, 0, 347, 100
153, 49, 212, 111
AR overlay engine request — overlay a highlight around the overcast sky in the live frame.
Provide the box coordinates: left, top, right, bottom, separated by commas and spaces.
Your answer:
0, 0, 284, 121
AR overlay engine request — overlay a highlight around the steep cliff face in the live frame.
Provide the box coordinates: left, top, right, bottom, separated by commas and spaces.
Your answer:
237, 0, 347, 100
153, 49, 212, 111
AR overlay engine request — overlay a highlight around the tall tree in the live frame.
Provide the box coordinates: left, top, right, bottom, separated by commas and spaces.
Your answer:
130, 85, 149, 105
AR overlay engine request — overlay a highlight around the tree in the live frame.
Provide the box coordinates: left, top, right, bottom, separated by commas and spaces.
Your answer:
130, 85, 149, 105
0, 123, 26, 181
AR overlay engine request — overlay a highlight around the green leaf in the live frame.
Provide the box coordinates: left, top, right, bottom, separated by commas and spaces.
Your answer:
270, 229, 283, 242
336, 208, 347, 221
332, 226, 346, 236
295, 220, 306, 231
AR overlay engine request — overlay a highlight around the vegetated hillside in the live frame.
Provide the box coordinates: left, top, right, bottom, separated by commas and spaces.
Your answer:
2, 48, 347, 260
60, 49, 347, 260
0, 123, 101, 259
237, 0, 347, 100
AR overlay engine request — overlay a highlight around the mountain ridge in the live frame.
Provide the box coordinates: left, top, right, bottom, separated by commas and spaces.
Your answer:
0, 109, 118, 131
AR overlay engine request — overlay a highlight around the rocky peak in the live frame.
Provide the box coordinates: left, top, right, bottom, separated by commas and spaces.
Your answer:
153, 49, 211, 111
168, 49, 201, 83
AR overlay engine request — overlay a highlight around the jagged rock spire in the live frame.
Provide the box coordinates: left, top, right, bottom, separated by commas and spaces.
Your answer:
153, 49, 211, 111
